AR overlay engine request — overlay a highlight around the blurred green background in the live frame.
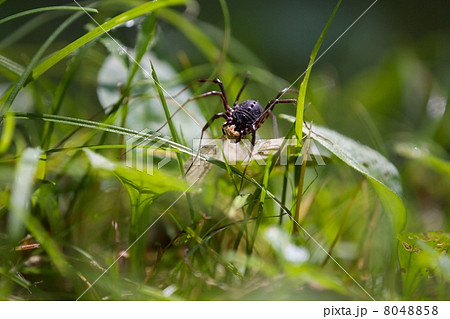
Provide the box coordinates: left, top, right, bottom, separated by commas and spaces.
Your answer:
0, 0, 449, 300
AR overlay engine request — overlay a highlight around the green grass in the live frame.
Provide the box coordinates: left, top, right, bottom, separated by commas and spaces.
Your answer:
0, 1, 449, 301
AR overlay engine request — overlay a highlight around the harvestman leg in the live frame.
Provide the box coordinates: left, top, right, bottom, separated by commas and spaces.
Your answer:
156, 78, 231, 132
254, 88, 299, 140
233, 73, 250, 106
186, 112, 228, 173
157, 75, 252, 132
238, 89, 297, 193
167, 78, 231, 109
174, 77, 251, 174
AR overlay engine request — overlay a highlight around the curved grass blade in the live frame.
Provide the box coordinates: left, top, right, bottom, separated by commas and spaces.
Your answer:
295, 0, 342, 144
41, 41, 95, 150
8, 147, 70, 276
0, 5, 98, 25
0, 54, 24, 79
31, 0, 186, 81
151, 62, 183, 171
8, 112, 193, 156
0, 112, 14, 153
107, 12, 158, 115
8, 147, 42, 240
84, 149, 190, 194
0, 11, 69, 49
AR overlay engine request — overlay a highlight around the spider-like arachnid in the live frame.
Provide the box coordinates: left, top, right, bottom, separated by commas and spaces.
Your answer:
160, 75, 298, 173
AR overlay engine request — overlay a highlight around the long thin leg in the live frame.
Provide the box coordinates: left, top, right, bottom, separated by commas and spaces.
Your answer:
156, 91, 227, 132
234, 73, 250, 105
251, 87, 298, 130
156, 78, 231, 132
167, 78, 231, 110
271, 87, 299, 100
196, 78, 230, 110
185, 112, 228, 174
255, 98, 297, 129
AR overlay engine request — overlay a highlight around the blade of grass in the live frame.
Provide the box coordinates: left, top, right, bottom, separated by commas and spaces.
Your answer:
129, 13, 157, 89
150, 62, 183, 169
247, 154, 273, 257
295, 0, 342, 144
31, 0, 186, 81
0, 5, 98, 25
0, 54, 24, 78
215, 0, 231, 74
0, 11, 69, 49
41, 41, 95, 150
294, 0, 341, 233
293, 124, 311, 234
0, 112, 14, 154
8, 147, 69, 276
108, 13, 158, 115
9, 112, 193, 155
8, 147, 41, 240
151, 61, 198, 221
279, 163, 289, 225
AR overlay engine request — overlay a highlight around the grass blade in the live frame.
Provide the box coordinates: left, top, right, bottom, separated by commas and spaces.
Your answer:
150, 62, 183, 167
0, 112, 14, 153
0, 54, 24, 78
41, 42, 94, 150
8, 147, 70, 275
0, 5, 98, 25
0, 11, 68, 49
8, 112, 193, 156
8, 147, 42, 240
295, 0, 342, 144
31, 0, 186, 81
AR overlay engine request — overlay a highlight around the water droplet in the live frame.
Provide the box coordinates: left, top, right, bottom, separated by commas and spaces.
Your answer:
125, 20, 135, 28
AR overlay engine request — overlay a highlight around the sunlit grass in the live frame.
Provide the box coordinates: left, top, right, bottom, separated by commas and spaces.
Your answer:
0, 1, 448, 301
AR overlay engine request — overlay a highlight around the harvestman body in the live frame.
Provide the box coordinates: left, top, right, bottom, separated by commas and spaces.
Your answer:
162, 76, 298, 173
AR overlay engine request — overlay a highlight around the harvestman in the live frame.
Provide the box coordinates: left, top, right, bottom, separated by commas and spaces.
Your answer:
157, 75, 299, 183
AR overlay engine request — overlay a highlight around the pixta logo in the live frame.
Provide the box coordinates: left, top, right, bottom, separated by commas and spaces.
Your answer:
126, 130, 326, 176
125, 129, 172, 175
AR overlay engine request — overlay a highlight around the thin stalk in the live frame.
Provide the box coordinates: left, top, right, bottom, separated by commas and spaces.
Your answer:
295, 0, 342, 144
0, 6, 98, 25
293, 124, 312, 234
321, 177, 364, 267
279, 155, 290, 225
151, 62, 196, 221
